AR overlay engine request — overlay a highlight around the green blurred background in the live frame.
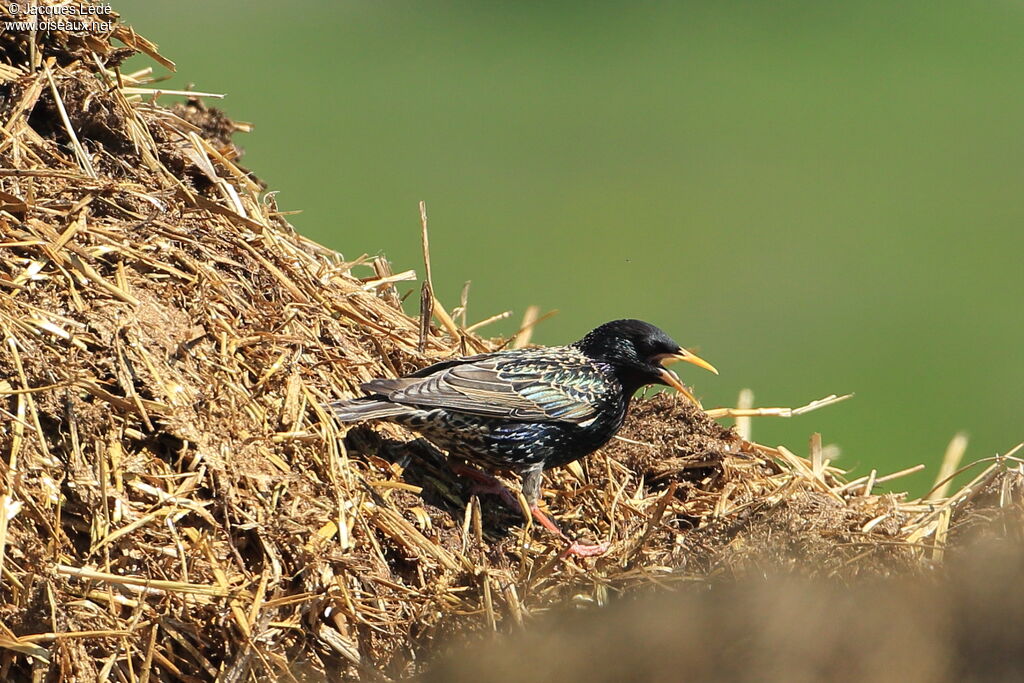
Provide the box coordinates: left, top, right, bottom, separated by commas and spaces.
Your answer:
117, 0, 1023, 493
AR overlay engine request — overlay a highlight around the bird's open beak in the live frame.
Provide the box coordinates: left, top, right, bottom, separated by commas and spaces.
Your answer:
661, 350, 718, 375
653, 350, 718, 405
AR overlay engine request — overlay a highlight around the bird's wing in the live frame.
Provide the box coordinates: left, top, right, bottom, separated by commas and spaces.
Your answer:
361, 349, 610, 423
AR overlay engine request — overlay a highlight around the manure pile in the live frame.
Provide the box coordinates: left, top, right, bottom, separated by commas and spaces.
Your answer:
0, 4, 1020, 681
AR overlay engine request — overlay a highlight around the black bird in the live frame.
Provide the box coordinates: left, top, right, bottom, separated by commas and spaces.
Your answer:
329, 319, 717, 556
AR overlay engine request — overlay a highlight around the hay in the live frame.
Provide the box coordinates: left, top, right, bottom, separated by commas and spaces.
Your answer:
423, 536, 1024, 683
0, 4, 1021, 680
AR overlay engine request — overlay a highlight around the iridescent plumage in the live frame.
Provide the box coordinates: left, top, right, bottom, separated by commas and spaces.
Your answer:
329, 319, 717, 555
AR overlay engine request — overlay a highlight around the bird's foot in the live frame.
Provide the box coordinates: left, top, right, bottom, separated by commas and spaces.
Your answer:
530, 504, 608, 558
450, 462, 521, 510
562, 540, 610, 558
451, 464, 609, 557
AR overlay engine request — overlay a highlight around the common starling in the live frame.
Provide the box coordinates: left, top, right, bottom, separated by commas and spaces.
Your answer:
329, 319, 717, 556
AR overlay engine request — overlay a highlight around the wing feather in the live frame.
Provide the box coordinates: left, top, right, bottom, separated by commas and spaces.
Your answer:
371, 348, 611, 423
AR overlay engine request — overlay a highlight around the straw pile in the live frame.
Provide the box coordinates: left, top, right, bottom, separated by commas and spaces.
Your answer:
0, 4, 1020, 681
424, 534, 1024, 683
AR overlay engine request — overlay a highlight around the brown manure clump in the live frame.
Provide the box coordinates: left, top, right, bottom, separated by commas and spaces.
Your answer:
0, 3, 1020, 680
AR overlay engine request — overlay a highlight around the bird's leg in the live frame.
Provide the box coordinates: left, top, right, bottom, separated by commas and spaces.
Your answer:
449, 462, 520, 509
521, 468, 609, 558
451, 463, 608, 557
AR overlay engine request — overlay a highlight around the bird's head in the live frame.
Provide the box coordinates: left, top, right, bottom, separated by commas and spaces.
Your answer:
574, 319, 718, 403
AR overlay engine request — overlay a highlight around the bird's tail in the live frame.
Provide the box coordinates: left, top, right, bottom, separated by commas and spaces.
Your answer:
327, 398, 414, 422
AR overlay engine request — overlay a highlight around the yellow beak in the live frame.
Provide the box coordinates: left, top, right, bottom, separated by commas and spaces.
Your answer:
654, 350, 718, 406
661, 350, 718, 376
